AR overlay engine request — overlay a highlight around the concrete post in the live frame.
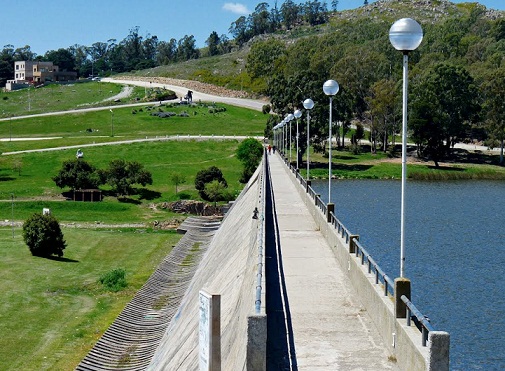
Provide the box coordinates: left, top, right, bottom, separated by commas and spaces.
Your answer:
327, 203, 334, 222
246, 314, 267, 371
394, 278, 411, 318
428, 331, 450, 371
349, 235, 359, 254
306, 180, 311, 193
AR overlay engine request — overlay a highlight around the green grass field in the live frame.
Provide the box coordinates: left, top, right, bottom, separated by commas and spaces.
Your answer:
0, 227, 180, 370
0, 81, 150, 117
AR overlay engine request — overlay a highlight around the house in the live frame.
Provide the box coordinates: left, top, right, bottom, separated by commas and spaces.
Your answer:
5, 61, 77, 91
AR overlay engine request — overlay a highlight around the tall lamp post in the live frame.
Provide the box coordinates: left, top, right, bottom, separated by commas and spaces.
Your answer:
294, 109, 302, 170
287, 113, 294, 165
389, 18, 423, 278
303, 98, 314, 180
109, 109, 114, 137
323, 79, 340, 204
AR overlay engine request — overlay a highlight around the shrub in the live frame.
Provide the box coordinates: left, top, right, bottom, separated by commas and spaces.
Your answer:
99, 268, 127, 292
22, 213, 66, 258
195, 166, 228, 201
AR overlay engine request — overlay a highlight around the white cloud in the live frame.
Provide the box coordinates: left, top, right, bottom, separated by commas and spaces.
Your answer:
222, 3, 250, 15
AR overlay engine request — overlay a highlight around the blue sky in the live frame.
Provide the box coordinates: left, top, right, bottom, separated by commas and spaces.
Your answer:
1, 0, 503, 56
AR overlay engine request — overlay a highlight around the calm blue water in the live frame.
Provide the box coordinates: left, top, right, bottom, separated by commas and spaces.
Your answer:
312, 179, 505, 370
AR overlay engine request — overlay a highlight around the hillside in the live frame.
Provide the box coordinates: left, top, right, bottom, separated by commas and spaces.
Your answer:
130, 0, 504, 93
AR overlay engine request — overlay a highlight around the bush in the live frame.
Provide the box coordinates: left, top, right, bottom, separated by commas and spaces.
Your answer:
195, 166, 228, 201
22, 213, 66, 258
99, 268, 127, 292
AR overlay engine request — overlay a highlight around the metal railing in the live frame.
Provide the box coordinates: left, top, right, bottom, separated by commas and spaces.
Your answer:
254, 150, 267, 314
351, 236, 395, 297
329, 211, 350, 244
402, 295, 435, 347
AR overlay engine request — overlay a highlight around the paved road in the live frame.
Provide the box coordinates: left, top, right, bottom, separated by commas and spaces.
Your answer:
102, 78, 267, 111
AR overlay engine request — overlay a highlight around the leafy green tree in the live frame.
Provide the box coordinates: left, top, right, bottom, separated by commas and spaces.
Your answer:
23, 213, 66, 258
229, 16, 250, 46
482, 67, 505, 164
52, 159, 102, 191
206, 31, 220, 56
303, 0, 328, 26
249, 3, 272, 35
366, 78, 400, 152
195, 166, 228, 200
281, 0, 300, 30
410, 99, 446, 167
156, 39, 177, 65
102, 159, 153, 197
236, 138, 264, 183
411, 63, 480, 155
204, 180, 227, 206
176, 35, 200, 61
170, 172, 186, 194
44, 48, 76, 72
246, 39, 286, 80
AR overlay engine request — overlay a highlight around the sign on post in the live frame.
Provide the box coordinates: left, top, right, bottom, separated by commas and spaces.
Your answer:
199, 290, 221, 371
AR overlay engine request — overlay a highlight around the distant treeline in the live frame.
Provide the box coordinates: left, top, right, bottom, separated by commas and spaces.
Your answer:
0, 1, 338, 85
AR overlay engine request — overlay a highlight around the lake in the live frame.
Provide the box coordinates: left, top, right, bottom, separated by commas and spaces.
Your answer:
311, 179, 505, 370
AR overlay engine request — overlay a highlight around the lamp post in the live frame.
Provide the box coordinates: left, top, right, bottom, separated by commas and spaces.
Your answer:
109, 109, 114, 137
389, 18, 423, 278
323, 79, 340, 204
283, 120, 287, 157
303, 98, 314, 180
294, 109, 302, 170
287, 113, 294, 165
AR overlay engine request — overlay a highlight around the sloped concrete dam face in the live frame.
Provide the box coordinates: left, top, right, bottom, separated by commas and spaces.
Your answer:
148, 170, 263, 370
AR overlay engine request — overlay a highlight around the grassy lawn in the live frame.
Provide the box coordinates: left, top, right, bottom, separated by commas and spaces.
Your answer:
299, 145, 505, 180
0, 102, 265, 153
0, 82, 148, 117
0, 139, 247, 212
0, 227, 180, 370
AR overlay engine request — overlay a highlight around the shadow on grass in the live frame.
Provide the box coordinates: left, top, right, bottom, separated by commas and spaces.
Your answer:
311, 161, 373, 172
48, 256, 79, 263
136, 188, 162, 200
0, 175, 16, 182
118, 197, 142, 205
426, 165, 465, 171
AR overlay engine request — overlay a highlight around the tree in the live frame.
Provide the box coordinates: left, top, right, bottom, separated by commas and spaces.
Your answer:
102, 159, 153, 197
410, 63, 480, 162
52, 159, 102, 191
204, 180, 227, 207
176, 35, 200, 61
170, 172, 186, 193
44, 48, 76, 72
246, 39, 286, 79
206, 31, 220, 56
236, 138, 264, 183
482, 67, 505, 164
366, 78, 400, 152
229, 16, 250, 46
195, 166, 228, 200
23, 213, 66, 258
281, 0, 300, 30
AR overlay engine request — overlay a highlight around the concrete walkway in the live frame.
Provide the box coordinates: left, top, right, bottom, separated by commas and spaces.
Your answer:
267, 152, 399, 370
